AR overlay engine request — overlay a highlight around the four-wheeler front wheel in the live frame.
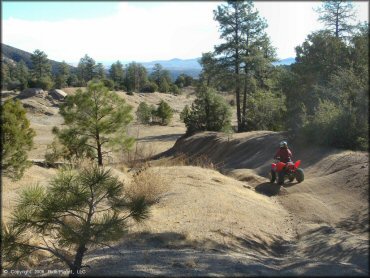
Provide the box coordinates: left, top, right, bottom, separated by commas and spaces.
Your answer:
296, 168, 304, 183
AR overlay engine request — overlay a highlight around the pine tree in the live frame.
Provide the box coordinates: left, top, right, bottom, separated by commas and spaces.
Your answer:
30, 49, 51, 79
57, 81, 134, 165
315, 0, 357, 38
213, 0, 275, 131
55, 61, 70, 89
77, 54, 96, 85
154, 100, 173, 125
1, 99, 35, 180
125, 62, 148, 93
3, 165, 150, 276
109, 61, 125, 88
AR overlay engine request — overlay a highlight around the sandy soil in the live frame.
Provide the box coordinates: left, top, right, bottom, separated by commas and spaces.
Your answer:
2, 88, 368, 276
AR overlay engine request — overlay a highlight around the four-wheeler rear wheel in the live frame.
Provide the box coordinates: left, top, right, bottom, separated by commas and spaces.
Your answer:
296, 168, 304, 183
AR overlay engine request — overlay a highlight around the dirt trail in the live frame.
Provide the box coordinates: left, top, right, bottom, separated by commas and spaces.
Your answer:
151, 131, 369, 275
3, 90, 368, 276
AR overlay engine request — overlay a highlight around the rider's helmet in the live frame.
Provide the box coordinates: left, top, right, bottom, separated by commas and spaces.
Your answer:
280, 141, 288, 148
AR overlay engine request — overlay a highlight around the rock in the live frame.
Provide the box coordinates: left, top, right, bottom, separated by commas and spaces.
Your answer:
48, 89, 67, 101
18, 88, 47, 99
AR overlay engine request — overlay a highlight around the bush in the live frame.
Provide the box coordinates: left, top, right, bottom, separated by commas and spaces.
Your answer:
1, 99, 35, 180
170, 84, 180, 95
136, 102, 153, 124
28, 77, 53, 90
126, 167, 169, 205
154, 100, 173, 125
246, 91, 286, 131
159, 78, 170, 93
182, 86, 231, 134
102, 78, 115, 90
141, 82, 158, 93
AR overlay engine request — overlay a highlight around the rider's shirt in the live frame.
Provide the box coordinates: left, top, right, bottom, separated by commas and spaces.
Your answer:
274, 148, 292, 163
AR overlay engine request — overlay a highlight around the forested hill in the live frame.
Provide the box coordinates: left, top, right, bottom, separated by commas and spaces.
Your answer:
1, 43, 75, 74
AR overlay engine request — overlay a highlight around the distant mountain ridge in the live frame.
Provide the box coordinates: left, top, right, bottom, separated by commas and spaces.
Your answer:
1, 44, 295, 80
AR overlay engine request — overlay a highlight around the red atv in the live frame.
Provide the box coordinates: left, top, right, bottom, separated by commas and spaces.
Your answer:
269, 159, 304, 185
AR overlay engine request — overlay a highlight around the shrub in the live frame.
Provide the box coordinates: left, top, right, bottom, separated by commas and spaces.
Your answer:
182, 86, 231, 134
126, 167, 169, 205
154, 100, 173, 125
28, 77, 53, 90
246, 91, 286, 131
141, 82, 158, 93
102, 78, 115, 90
1, 99, 35, 180
170, 84, 180, 95
136, 102, 152, 124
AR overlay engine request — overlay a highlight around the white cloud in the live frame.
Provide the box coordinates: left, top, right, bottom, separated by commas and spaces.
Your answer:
2, 1, 368, 62
3, 2, 221, 62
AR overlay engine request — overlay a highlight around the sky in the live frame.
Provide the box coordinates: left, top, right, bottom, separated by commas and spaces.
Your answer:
2, 1, 369, 63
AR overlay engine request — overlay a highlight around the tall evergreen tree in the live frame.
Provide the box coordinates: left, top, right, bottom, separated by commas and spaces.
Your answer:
125, 62, 148, 92
94, 63, 106, 80
109, 61, 125, 87
14, 60, 29, 90
55, 61, 70, 89
314, 0, 357, 38
30, 49, 51, 79
213, 0, 275, 131
77, 54, 96, 85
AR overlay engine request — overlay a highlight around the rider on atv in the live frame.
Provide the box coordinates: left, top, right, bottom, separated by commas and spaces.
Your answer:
274, 141, 292, 163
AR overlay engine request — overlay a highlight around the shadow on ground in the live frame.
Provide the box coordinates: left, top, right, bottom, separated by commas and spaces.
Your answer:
254, 182, 281, 196
85, 231, 283, 276
138, 133, 184, 142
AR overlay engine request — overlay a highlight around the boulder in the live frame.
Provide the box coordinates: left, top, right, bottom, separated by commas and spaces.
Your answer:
18, 88, 47, 99
48, 89, 67, 101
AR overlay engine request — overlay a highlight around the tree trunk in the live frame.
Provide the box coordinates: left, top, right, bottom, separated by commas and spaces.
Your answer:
69, 245, 87, 277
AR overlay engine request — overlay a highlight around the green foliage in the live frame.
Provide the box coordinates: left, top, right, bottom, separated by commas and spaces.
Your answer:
314, 0, 356, 38
246, 91, 286, 131
54, 61, 70, 89
136, 102, 153, 124
141, 81, 158, 93
101, 78, 115, 90
150, 64, 172, 87
45, 127, 96, 165
158, 77, 170, 93
56, 81, 134, 165
182, 86, 231, 134
1, 99, 35, 180
94, 63, 106, 79
154, 100, 173, 125
213, 1, 276, 131
30, 49, 51, 80
28, 76, 54, 90
283, 24, 369, 151
3, 165, 151, 274
77, 54, 96, 86
170, 83, 180, 95
125, 62, 148, 92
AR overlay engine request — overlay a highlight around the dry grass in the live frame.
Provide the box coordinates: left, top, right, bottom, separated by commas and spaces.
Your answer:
153, 153, 221, 170
126, 167, 170, 205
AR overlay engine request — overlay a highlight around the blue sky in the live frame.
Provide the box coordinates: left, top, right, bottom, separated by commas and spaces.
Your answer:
2, 1, 369, 63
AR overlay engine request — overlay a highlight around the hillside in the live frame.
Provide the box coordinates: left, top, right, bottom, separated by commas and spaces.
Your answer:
2, 89, 368, 276
1, 43, 76, 74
